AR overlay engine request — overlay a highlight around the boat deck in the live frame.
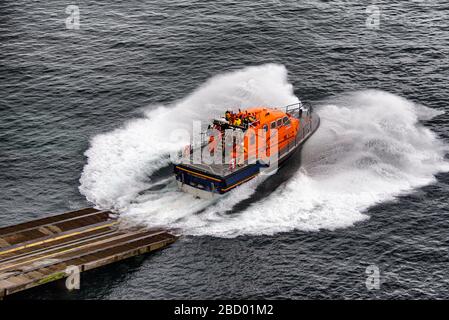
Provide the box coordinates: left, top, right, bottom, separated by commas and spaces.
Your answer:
181, 115, 318, 177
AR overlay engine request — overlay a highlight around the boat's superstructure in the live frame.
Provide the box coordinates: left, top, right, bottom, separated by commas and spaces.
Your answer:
173, 102, 320, 199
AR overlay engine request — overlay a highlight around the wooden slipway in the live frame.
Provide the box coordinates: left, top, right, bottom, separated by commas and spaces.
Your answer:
0, 208, 178, 298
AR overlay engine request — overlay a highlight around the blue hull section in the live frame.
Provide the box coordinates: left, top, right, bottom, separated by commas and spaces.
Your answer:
174, 163, 261, 195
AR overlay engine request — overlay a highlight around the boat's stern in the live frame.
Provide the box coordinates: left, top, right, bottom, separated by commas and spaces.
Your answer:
174, 163, 260, 199
174, 165, 224, 199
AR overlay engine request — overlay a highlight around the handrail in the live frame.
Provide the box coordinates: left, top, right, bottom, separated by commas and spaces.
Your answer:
193, 101, 314, 148
280, 101, 313, 118
283, 102, 303, 110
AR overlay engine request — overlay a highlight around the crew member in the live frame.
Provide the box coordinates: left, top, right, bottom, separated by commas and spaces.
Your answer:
225, 110, 231, 122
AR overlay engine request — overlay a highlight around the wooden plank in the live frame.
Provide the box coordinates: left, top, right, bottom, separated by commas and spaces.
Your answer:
0, 238, 10, 248
0, 231, 174, 277
0, 208, 100, 236
0, 227, 117, 262
0, 230, 169, 275
1, 234, 177, 297
82, 237, 176, 271
0, 219, 119, 259
0, 208, 179, 298
0, 211, 111, 246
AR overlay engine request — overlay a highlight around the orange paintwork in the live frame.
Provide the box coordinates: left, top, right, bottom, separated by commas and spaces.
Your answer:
213, 107, 300, 162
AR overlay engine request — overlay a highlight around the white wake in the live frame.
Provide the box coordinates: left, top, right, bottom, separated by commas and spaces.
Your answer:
79, 65, 449, 237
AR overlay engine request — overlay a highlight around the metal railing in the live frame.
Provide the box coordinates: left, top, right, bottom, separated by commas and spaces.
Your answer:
281, 101, 313, 119
182, 101, 315, 165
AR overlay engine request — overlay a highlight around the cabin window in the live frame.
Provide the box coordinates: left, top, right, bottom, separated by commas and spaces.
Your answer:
276, 118, 282, 127
283, 116, 290, 125
263, 124, 268, 132
270, 121, 276, 129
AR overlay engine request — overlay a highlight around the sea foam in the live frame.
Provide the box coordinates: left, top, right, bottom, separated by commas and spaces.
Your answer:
79, 65, 449, 237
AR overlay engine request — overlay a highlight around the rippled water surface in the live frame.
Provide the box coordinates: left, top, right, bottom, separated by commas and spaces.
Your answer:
1, 0, 449, 299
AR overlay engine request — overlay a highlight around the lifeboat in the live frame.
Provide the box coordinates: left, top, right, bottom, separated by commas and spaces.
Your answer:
173, 102, 320, 199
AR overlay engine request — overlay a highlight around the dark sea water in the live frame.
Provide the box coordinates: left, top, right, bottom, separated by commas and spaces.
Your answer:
1, 0, 449, 299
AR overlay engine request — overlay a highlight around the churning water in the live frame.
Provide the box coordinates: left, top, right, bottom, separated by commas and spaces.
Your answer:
79, 66, 449, 238
2, 0, 449, 299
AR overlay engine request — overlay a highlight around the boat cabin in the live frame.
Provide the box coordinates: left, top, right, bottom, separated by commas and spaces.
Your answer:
204, 107, 300, 161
